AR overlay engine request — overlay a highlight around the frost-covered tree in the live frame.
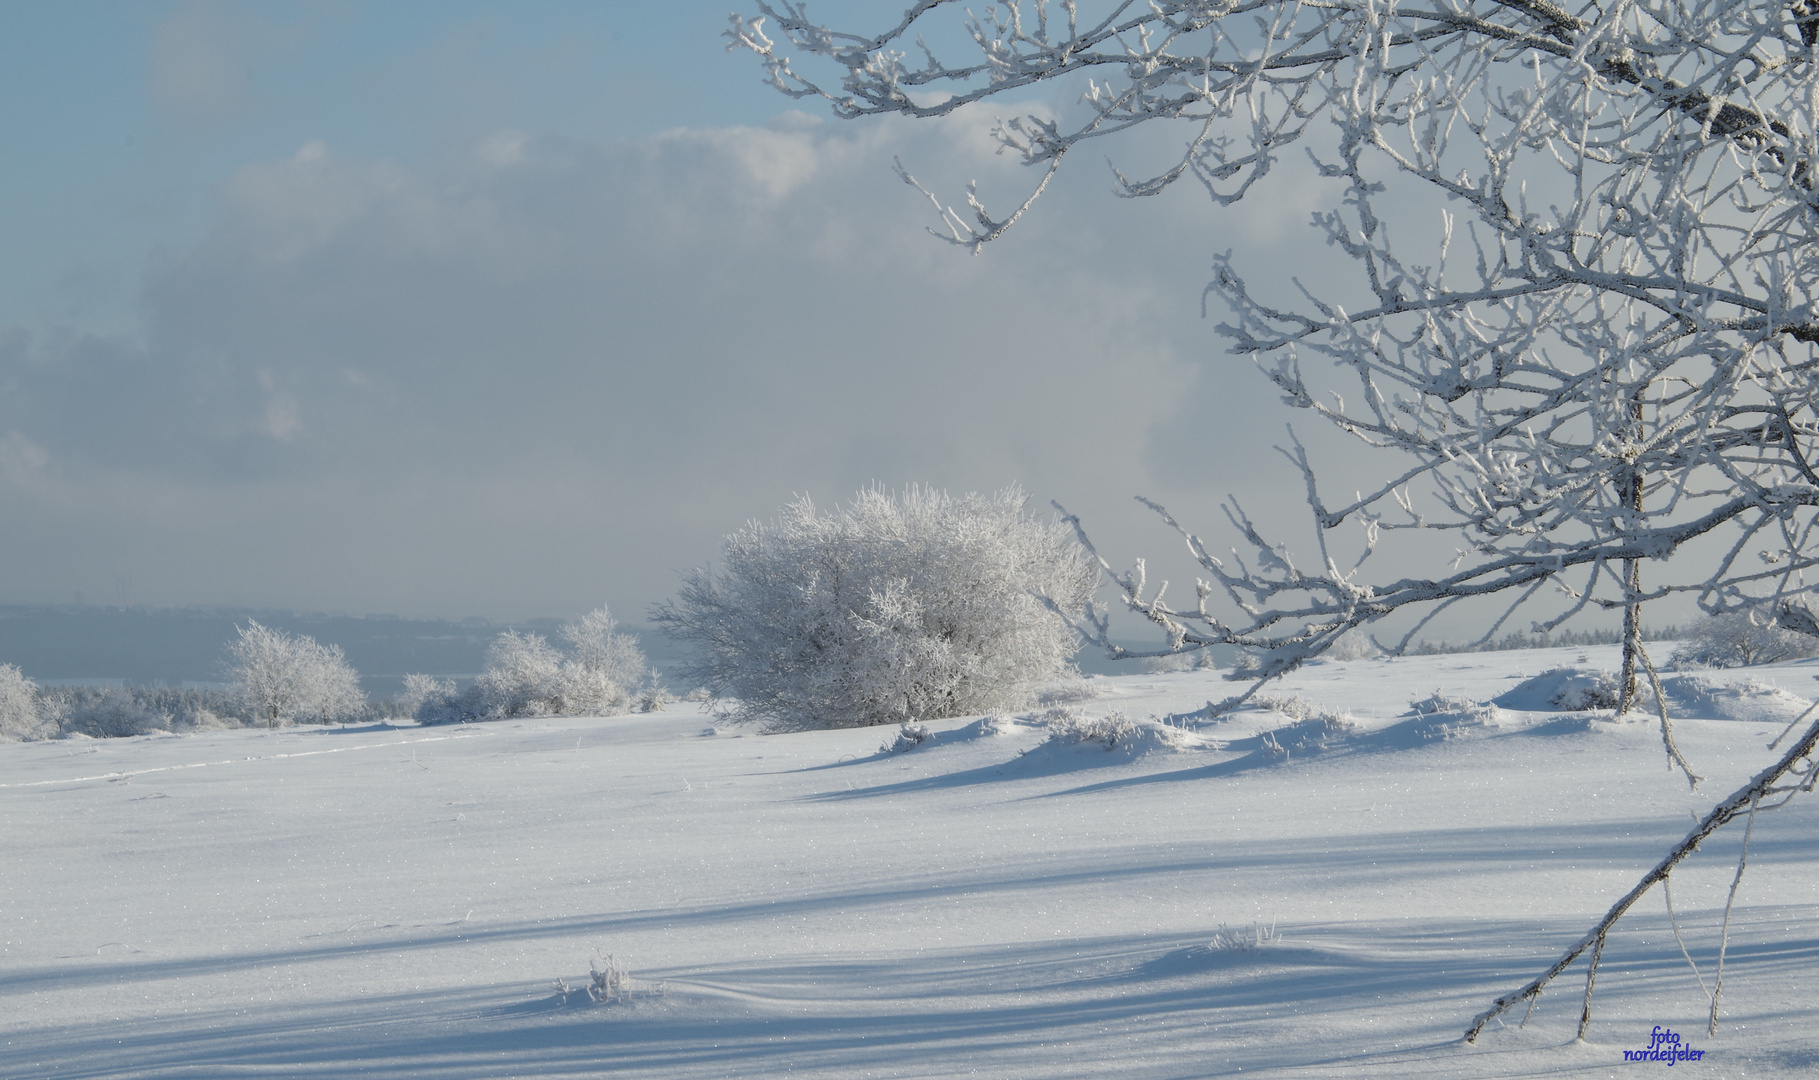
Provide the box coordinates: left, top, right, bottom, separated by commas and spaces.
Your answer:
409, 606, 645, 723
226, 620, 365, 728
560, 606, 649, 693
0, 663, 50, 741
732, 0, 1819, 765
1673, 606, 1819, 668
651, 485, 1098, 730
733, 0, 1819, 1037
473, 630, 566, 718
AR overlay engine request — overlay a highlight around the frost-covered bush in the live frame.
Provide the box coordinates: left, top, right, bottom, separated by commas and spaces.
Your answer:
57, 690, 168, 737
398, 673, 455, 719
1672, 609, 1819, 669
39, 685, 251, 738
227, 620, 366, 728
1259, 712, 1358, 758
652, 485, 1098, 731
562, 607, 648, 692
473, 630, 566, 717
880, 722, 934, 753
0, 664, 51, 741
1323, 633, 1383, 662
1251, 694, 1317, 720
1039, 708, 1205, 753
1042, 708, 1138, 749
409, 606, 647, 723
1548, 670, 1623, 711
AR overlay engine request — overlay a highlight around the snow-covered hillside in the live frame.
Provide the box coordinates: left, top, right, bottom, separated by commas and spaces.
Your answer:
5, 646, 1816, 1078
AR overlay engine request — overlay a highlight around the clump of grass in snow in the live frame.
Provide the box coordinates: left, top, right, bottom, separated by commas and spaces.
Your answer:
1039, 708, 1205, 753
1251, 694, 1317, 720
555, 955, 661, 1006
1210, 920, 1280, 951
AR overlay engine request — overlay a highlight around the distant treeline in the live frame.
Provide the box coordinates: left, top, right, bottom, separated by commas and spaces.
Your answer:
1403, 626, 1680, 656
41, 684, 400, 739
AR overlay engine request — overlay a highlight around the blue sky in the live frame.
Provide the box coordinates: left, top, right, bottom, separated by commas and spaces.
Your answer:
1, 2, 797, 334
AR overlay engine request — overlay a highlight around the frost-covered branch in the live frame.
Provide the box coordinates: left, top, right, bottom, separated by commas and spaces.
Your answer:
1464, 705, 1819, 1042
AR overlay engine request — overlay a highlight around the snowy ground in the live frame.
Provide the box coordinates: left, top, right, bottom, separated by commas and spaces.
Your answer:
5, 644, 1818, 1078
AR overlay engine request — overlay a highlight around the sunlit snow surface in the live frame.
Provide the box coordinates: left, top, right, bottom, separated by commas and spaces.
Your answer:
5, 645, 1819, 1078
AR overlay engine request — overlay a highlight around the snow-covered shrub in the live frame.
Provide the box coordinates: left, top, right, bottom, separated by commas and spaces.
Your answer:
410, 606, 648, 723
399, 673, 455, 719
1409, 692, 1475, 716
1259, 712, 1357, 759
652, 485, 1098, 731
561, 607, 648, 693
1251, 694, 1316, 720
637, 687, 671, 713
473, 630, 565, 717
1672, 608, 1819, 668
1039, 708, 1204, 753
1324, 633, 1382, 662
0, 664, 51, 741
1547, 669, 1622, 711
227, 621, 365, 728
55, 690, 169, 738
40, 685, 251, 737
880, 722, 933, 752
1043, 708, 1138, 749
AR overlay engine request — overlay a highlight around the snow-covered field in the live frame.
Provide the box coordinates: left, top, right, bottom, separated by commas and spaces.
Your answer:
5, 645, 1817, 1078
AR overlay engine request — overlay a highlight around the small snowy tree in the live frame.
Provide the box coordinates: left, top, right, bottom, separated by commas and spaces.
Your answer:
474, 630, 566, 718
1673, 607, 1819, 668
410, 606, 645, 723
651, 484, 1098, 730
0, 663, 49, 741
560, 606, 648, 697
226, 620, 365, 728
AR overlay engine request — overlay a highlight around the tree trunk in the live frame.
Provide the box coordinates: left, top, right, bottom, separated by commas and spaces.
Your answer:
1617, 555, 1642, 716
1616, 394, 1645, 717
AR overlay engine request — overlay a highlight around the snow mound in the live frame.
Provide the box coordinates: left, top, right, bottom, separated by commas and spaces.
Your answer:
1256, 713, 1358, 760
1370, 699, 1503, 748
949, 714, 1030, 740
1037, 709, 1213, 756
1495, 667, 1627, 711
1657, 674, 1812, 724
1495, 667, 1814, 723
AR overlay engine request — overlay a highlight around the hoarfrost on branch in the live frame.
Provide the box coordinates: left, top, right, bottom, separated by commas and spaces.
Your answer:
732, 1, 1819, 743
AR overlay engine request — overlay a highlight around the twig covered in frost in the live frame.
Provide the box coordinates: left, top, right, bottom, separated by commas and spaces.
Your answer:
1464, 711, 1819, 1042
733, 1, 1819, 785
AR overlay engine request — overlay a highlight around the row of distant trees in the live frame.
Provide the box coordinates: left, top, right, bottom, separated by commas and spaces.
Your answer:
3, 481, 1809, 744
0, 604, 659, 740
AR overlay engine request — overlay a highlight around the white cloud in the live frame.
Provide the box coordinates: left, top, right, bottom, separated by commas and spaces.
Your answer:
0, 110, 1334, 619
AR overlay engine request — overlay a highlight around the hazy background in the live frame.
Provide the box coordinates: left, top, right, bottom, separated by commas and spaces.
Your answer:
0, 2, 1621, 674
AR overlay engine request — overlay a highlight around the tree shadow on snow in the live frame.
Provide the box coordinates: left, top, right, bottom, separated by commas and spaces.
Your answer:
12, 912, 1815, 1079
